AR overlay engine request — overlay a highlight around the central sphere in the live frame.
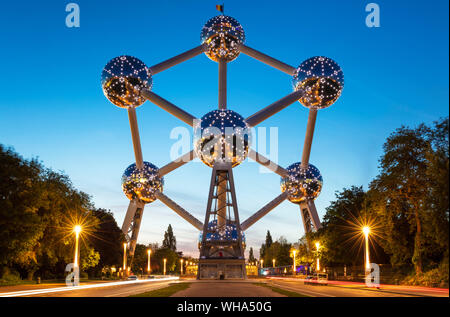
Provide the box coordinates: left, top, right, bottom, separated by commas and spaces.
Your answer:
121, 162, 163, 204
280, 162, 323, 204
293, 56, 344, 109
101, 55, 151, 108
201, 15, 245, 62
194, 109, 251, 168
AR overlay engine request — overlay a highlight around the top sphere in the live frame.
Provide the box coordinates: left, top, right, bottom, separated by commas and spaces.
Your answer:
101, 55, 151, 108
293, 56, 344, 110
280, 162, 323, 204
194, 109, 251, 168
201, 15, 245, 62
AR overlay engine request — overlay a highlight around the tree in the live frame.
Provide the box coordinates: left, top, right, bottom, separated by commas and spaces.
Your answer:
162, 224, 176, 251
265, 231, 273, 248
248, 247, 256, 262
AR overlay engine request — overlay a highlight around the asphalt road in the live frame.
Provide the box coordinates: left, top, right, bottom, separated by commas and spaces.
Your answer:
265, 278, 449, 297
0, 278, 178, 297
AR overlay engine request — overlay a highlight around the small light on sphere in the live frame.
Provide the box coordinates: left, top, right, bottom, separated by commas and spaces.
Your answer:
121, 161, 164, 203
101, 55, 151, 108
201, 15, 245, 62
293, 56, 344, 109
281, 162, 323, 204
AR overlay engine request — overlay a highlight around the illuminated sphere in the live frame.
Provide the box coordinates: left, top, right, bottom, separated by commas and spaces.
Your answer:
101, 55, 151, 108
121, 161, 163, 204
194, 109, 251, 168
200, 15, 245, 62
198, 220, 246, 249
293, 56, 344, 109
280, 162, 323, 203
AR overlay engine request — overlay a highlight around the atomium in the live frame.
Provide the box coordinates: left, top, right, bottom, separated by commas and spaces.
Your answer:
121, 161, 163, 204
201, 15, 245, 62
198, 220, 246, 249
280, 162, 323, 204
293, 56, 344, 109
101, 55, 152, 108
194, 109, 251, 168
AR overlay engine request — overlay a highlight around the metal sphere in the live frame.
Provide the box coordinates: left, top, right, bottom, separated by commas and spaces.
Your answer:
293, 56, 344, 109
198, 220, 246, 249
101, 55, 151, 108
121, 161, 163, 204
194, 109, 251, 168
200, 15, 245, 62
280, 162, 323, 204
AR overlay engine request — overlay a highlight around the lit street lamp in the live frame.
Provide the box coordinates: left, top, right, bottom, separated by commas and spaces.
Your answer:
180, 259, 184, 275
147, 249, 151, 274
123, 243, 127, 276
73, 225, 82, 286
163, 258, 167, 275
292, 250, 297, 275
315, 242, 320, 272
260, 259, 264, 268
272, 259, 275, 268
363, 226, 371, 270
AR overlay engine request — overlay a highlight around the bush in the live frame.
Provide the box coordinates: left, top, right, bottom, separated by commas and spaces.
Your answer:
0, 268, 22, 285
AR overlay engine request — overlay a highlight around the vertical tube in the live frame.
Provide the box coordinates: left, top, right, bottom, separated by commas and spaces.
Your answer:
218, 60, 227, 109
217, 172, 227, 229
301, 109, 318, 168
127, 107, 144, 169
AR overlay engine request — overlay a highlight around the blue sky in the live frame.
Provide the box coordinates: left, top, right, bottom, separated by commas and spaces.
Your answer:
0, 0, 448, 257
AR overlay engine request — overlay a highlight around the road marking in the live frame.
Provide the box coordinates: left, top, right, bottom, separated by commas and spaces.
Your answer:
0, 277, 179, 297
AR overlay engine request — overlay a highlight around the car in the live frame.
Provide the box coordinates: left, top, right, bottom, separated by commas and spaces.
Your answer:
304, 273, 328, 286
127, 275, 138, 281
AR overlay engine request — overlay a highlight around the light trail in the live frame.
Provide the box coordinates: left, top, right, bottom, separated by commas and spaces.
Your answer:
0, 276, 179, 297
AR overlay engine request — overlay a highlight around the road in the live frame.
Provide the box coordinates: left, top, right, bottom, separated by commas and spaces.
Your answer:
265, 277, 449, 297
0, 277, 178, 297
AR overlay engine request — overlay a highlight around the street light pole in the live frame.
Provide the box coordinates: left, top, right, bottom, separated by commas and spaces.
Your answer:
292, 250, 297, 275
73, 225, 81, 286
163, 258, 167, 275
315, 242, 320, 272
180, 259, 184, 275
123, 243, 127, 275
272, 259, 275, 268
147, 249, 151, 274
363, 226, 371, 270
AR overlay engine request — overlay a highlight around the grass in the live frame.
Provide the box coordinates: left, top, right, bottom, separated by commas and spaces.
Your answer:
253, 283, 310, 297
129, 282, 191, 297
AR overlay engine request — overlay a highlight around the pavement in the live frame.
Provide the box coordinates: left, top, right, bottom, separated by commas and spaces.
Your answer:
172, 280, 285, 297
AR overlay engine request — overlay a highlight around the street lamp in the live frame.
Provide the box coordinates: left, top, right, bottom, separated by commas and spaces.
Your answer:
363, 226, 371, 270
123, 243, 127, 269
315, 242, 320, 272
272, 259, 275, 268
260, 259, 264, 268
147, 249, 151, 274
180, 259, 184, 275
292, 250, 297, 275
163, 258, 167, 275
73, 225, 82, 268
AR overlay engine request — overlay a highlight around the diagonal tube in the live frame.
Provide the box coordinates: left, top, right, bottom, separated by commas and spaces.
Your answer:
240, 192, 288, 231
140, 90, 197, 126
149, 46, 203, 75
155, 191, 203, 230
239, 44, 296, 75
245, 89, 304, 127
248, 149, 288, 177
127, 107, 144, 169
159, 150, 196, 177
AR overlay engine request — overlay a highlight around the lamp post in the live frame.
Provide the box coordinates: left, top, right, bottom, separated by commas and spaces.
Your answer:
73, 225, 81, 286
315, 242, 320, 272
272, 259, 275, 268
180, 259, 184, 275
163, 258, 167, 275
363, 226, 371, 270
260, 259, 264, 268
147, 249, 151, 274
123, 243, 127, 277
292, 250, 297, 275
